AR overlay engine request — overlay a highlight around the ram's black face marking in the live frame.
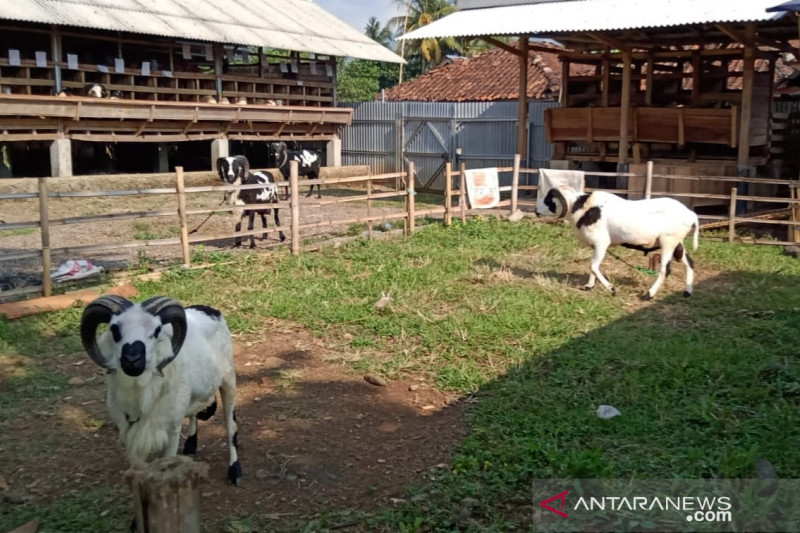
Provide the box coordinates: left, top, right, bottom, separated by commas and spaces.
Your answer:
110, 324, 121, 343
543, 190, 558, 214
153, 326, 161, 339
572, 193, 591, 213
187, 305, 222, 320
576, 206, 602, 228
121, 340, 146, 377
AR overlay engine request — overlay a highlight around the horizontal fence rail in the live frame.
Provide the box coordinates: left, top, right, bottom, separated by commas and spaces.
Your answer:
1, 155, 799, 302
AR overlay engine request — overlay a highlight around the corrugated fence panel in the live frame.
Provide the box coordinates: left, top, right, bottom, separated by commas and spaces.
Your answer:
341, 99, 557, 191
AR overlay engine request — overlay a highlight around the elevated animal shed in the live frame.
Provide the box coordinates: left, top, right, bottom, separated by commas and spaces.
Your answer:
0, 0, 403, 177
401, 0, 798, 208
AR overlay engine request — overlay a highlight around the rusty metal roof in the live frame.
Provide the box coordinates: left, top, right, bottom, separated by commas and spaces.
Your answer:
0, 0, 404, 63
401, 0, 791, 40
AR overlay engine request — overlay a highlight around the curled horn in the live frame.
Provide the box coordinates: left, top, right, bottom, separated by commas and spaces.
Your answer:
551, 188, 568, 218
140, 296, 187, 374
239, 156, 250, 180
80, 295, 133, 370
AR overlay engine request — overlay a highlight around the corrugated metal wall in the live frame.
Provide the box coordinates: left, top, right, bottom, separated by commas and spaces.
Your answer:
341, 100, 558, 191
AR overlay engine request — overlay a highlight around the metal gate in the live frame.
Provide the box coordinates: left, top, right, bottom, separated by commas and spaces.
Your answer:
400, 117, 453, 192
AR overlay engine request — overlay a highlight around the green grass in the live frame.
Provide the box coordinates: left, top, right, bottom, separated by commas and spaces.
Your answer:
0, 227, 36, 237
2, 218, 800, 531
0, 489, 129, 533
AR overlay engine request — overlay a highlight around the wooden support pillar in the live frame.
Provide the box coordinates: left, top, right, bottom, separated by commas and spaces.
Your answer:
0, 143, 11, 177
211, 139, 229, 170
326, 136, 342, 167
51, 26, 62, 94
645, 53, 654, 106
213, 44, 224, 100
126, 456, 208, 533
601, 55, 610, 107
38, 177, 52, 297
157, 143, 170, 173
617, 50, 632, 173
49, 139, 72, 177
517, 36, 530, 163
736, 23, 756, 215
290, 160, 300, 256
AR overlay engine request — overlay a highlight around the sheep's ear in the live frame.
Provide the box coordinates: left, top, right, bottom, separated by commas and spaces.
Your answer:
141, 296, 187, 373
80, 295, 132, 371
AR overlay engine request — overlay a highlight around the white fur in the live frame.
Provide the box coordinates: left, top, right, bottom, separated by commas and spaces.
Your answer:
94, 305, 238, 472
540, 188, 699, 298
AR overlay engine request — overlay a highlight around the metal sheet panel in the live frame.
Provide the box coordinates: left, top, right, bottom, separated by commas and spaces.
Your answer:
0, 0, 404, 63
401, 0, 788, 40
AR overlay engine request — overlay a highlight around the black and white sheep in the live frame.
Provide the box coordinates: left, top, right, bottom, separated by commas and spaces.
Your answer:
84, 83, 108, 98
270, 141, 322, 199
79, 295, 242, 485
537, 187, 699, 299
216, 155, 286, 248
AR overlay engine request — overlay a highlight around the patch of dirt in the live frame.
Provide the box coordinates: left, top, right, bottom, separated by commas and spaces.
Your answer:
0, 321, 465, 531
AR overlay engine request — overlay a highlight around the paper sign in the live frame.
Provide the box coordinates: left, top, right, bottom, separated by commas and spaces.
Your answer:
279, 61, 288, 73
141, 61, 150, 76
97, 64, 109, 73
35, 51, 47, 67
290, 60, 298, 73
536, 168, 586, 216
325, 64, 333, 77
182, 43, 191, 59
310, 62, 318, 75
162, 70, 172, 78
8, 49, 20, 66
67, 54, 78, 70
205, 45, 213, 61
464, 168, 500, 209
115, 58, 125, 73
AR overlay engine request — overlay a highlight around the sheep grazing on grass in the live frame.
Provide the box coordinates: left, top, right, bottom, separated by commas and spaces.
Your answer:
537, 187, 699, 299
79, 295, 242, 485
216, 155, 285, 248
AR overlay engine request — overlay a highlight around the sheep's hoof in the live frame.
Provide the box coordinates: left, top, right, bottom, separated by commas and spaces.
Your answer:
249, 243, 257, 249
609, 287, 616, 296
228, 461, 242, 486
279, 234, 287, 242
683, 291, 692, 298
581, 285, 593, 292
641, 292, 653, 301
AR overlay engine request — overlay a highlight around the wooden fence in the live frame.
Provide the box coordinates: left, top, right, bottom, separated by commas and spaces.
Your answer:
1, 157, 799, 301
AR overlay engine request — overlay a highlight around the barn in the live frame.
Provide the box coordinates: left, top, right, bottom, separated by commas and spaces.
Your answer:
0, 0, 403, 177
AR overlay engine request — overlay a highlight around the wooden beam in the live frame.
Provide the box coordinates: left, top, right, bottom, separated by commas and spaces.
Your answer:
601, 55, 610, 106
517, 36, 529, 161
481, 36, 524, 57
715, 24, 756, 48
691, 51, 701, 106
737, 23, 756, 168
645, 54, 654, 106
618, 50, 632, 167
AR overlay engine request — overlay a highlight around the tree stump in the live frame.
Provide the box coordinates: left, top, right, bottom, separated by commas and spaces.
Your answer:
125, 456, 209, 533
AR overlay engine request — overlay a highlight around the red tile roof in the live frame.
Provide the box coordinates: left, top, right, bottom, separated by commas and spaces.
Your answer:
381, 45, 566, 102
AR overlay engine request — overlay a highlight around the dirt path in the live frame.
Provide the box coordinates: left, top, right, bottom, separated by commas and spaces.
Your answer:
0, 320, 465, 531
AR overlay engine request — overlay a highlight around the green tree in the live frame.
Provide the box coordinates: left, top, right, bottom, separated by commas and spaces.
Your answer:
337, 58, 381, 101
365, 16, 394, 48
391, 0, 460, 72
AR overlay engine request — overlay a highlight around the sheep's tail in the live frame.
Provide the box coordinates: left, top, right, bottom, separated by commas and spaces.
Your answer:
692, 213, 700, 251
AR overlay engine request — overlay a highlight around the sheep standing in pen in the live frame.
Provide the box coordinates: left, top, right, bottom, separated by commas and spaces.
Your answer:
79, 295, 242, 485
216, 155, 286, 248
270, 141, 322, 199
536, 187, 699, 299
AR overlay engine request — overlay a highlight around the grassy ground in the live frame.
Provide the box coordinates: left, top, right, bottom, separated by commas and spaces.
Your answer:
2, 217, 800, 532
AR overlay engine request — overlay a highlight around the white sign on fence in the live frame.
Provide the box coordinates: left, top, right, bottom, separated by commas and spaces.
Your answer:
536, 168, 586, 215
464, 167, 500, 209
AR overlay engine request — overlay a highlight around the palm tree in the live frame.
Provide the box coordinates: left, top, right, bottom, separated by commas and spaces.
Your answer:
365, 16, 393, 49
390, 0, 460, 72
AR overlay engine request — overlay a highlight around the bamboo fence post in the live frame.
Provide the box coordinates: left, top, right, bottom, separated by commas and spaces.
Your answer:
791, 180, 800, 243
175, 167, 191, 267
645, 160, 654, 200
459, 161, 467, 224
367, 174, 373, 240
290, 160, 300, 255
511, 153, 521, 214
38, 177, 52, 297
444, 161, 453, 226
728, 187, 738, 243
126, 456, 208, 533
407, 161, 416, 235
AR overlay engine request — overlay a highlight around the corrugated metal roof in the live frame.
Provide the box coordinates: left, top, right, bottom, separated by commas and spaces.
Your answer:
401, 0, 789, 40
0, 0, 404, 63
767, 1, 800, 12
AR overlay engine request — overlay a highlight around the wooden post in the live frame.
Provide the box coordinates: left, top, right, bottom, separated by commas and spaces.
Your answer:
618, 50, 632, 170
367, 175, 373, 240
459, 162, 467, 224
517, 36, 530, 162
791, 181, 800, 243
728, 187, 738, 243
175, 167, 191, 267
126, 456, 208, 533
645, 160, 654, 200
38, 178, 52, 297
444, 162, 453, 226
511, 153, 521, 214
290, 160, 300, 255
407, 161, 416, 235
736, 24, 756, 215
645, 54, 654, 106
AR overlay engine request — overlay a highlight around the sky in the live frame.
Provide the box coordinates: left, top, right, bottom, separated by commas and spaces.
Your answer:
315, 0, 402, 35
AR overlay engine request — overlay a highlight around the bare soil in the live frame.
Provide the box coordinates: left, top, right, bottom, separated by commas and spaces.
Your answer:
0, 321, 465, 532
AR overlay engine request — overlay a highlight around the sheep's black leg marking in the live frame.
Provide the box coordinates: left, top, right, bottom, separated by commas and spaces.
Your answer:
182, 432, 198, 455
685, 252, 694, 269
576, 206, 602, 228
259, 211, 268, 241
666, 261, 672, 277
247, 211, 257, 249
234, 216, 243, 248
273, 207, 286, 242
197, 398, 217, 420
